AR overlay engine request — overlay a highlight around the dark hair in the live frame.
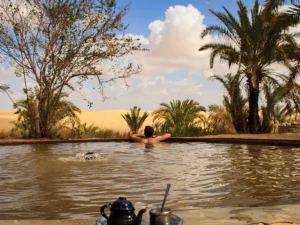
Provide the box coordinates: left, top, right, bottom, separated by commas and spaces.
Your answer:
144, 126, 154, 138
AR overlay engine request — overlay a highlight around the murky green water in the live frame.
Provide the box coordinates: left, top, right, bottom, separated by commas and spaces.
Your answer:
0, 142, 300, 219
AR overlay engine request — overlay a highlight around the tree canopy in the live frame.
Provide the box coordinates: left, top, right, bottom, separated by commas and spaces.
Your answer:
200, 0, 299, 133
121, 106, 149, 134
152, 99, 206, 137
0, 0, 144, 137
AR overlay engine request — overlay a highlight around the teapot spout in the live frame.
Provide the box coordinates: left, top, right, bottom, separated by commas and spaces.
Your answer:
136, 208, 147, 225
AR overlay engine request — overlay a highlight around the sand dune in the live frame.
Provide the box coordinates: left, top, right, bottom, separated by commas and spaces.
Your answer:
0, 110, 211, 133
0, 110, 154, 133
0, 111, 18, 131
78, 110, 154, 133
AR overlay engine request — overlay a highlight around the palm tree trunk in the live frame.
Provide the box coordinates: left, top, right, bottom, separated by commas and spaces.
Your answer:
247, 79, 261, 133
233, 113, 246, 133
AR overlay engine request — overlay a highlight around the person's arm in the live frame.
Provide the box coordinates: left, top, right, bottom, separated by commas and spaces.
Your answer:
155, 133, 171, 142
129, 134, 143, 142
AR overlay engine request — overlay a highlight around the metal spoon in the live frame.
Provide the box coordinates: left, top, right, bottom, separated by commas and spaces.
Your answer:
161, 183, 171, 212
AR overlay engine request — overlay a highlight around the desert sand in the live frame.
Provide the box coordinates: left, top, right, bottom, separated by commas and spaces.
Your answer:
0, 110, 154, 133
78, 110, 154, 133
0, 111, 18, 131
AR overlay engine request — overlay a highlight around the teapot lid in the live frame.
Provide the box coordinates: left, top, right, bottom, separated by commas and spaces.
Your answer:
111, 197, 135, 211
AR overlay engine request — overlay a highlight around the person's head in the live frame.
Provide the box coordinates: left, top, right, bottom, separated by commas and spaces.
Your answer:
144, 126, 154, 138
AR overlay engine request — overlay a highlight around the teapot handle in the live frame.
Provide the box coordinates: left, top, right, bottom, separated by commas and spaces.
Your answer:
100, 204, 110, 219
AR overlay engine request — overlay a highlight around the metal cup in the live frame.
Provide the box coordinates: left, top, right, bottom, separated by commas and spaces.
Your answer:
149, 208, 171, 225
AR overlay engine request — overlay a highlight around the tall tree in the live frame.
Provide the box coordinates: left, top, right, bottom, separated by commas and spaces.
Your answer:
121, 106, 149, 134
152, 99, 206, 137
210, 73, 248, 133
199, 0, 299, 133
0, 0, 144, 137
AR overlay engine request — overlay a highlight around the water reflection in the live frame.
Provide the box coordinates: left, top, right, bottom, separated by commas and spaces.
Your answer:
145, 143, 154, 149
216, 144, 300, 207
1, 142, 300, 219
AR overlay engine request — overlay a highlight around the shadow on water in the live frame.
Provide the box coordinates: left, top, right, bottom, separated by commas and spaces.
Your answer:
22, 144, 73, 219
217, 144, 300, 207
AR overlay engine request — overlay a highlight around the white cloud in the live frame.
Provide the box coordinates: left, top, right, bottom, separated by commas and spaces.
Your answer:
0, 4, 228, 110
68, 74, 214, 110
0, 66, 17, 83
128, 4, 216, 76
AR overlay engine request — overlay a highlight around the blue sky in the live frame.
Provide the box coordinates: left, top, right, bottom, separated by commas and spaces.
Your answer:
0, 0, 294, 111
117, 0, 296, 37
118, 0, 260, 35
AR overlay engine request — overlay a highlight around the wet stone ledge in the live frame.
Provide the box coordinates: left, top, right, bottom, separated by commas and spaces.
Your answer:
1, 135, 300, 146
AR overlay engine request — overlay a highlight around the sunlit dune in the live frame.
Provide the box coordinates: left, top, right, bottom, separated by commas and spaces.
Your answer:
0, 111, 18, 131
0, 110, 211, 133
79, 110, 154, 133
0, 110, 154, 133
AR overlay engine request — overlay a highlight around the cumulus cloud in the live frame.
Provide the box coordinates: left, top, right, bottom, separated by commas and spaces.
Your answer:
68, 74, 216, 110
0, 3, 223, 111
67, 4, 228, 110
129, 4, 221, 76
67, 4, 227, 110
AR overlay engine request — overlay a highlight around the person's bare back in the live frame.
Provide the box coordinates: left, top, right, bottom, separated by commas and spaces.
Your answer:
129, 126, 171, 144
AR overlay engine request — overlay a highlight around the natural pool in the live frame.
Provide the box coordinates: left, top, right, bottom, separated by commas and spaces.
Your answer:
0, 141, 300, 220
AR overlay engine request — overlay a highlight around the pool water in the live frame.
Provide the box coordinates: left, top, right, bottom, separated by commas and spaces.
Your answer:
0, 142, 300, 219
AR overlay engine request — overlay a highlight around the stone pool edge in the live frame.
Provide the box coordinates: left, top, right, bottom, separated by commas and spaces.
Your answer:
2, 203, 300, 225
0, 136, 300, 146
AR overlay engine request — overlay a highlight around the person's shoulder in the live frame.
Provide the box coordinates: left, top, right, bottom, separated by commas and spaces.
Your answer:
154, 133, 171, 142
129, 134, 143, 142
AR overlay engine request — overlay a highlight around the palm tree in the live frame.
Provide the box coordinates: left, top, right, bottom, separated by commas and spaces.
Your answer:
13, 91, 81, 138
280, 83, 300, 123
280, 60, 300, 121
273, 104, 289, 126
260, 83, 283, 133
152, 99, 206, 137
199, 0, 299, 133
265, 0, 300, 12
210, 73, 248, 133
267, 0, 297, 4
121, 106, 149, 134
12, 97, 36, 138
264, 0, 300, 33
49, 94, 82, 136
